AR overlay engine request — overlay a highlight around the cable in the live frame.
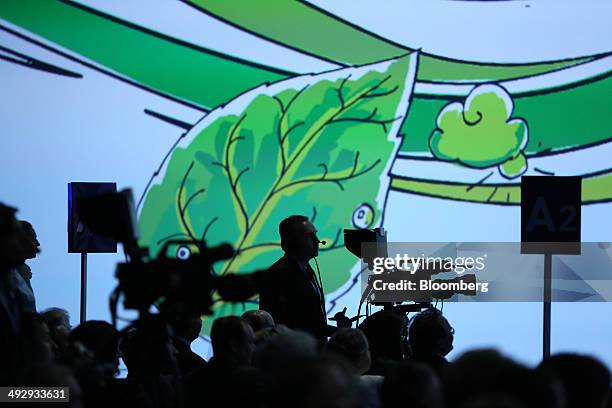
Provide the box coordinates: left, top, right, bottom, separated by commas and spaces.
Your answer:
357, 301, 364, 327
313, 257, 324, 294
313, 257, 327, 315
109, 285, 121, 328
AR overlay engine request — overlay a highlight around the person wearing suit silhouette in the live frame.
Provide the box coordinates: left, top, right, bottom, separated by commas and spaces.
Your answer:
258, 215, 329, 342
217, 215, 351, 342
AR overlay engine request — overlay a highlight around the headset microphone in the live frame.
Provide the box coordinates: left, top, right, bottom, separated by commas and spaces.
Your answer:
318, 240, 327, 245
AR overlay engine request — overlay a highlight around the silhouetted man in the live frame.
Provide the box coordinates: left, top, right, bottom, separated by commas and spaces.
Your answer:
11, 220, 39, 312
16, 220, 39, 288
258, 215, 328, 342
0, 203, 31, 383
217, 215, 341, 342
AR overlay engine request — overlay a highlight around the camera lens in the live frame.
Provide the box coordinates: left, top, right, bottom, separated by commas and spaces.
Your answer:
176, 245, 191, 260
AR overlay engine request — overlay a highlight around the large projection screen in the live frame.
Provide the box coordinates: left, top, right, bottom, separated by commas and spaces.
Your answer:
1, 0, 610, 365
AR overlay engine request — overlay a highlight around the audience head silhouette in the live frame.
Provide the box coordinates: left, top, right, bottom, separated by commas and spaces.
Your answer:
242, 309, 275, 333
253, 327, 318, 372
358, 310, 406, 371
211, 316, 255, 366
43, 307, 71, 331
538, 353, 611, 408
22, 312, 55, 364
70, 320, 120, 376
325, 328, 371, 375
19, 220, 40, 260
167, 311, 202, 343
18, 363, 83, 408
119, 316, 178, 377
274, 355, 355, 408
444, 349, 563, 408
0, 203, 29, 270
42, 308, 71, 356
382, 360, 443, 408
409, 307, 454, 357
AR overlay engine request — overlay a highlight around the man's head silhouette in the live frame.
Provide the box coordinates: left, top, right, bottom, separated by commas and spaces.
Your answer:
279, 215, 320, 262
19, 221, 40, 260
0, 203, 29, 270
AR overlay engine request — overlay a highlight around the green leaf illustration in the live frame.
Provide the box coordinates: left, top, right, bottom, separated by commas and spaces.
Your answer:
138, 53, 418, 333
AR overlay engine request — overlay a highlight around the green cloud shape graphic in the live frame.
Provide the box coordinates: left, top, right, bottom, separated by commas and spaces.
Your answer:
429, 84, 529, 179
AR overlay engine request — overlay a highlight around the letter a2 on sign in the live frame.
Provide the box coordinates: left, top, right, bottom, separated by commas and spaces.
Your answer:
521, 176, 581, 254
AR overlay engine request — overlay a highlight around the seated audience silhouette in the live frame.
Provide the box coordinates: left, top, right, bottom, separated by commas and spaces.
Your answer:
326, 328, 384, 408
537, 353, 610, 408
21, 312, 55, 365
358, 310, 406, 375
118, 316, 182, 408
253, 326, 317, 372
18, 363, 83, 408
273, 355, 355, 408
443, 349, 563, 408
326, 328, 371, 375
42, 307, 71, 359
242, 309, 275, 333
408, 308, 454, 374
184, 316, 255, 408
167, 311, 207, 376
381, 360, 443, 408
70, 320, 120, 378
